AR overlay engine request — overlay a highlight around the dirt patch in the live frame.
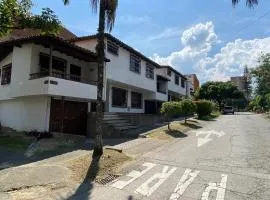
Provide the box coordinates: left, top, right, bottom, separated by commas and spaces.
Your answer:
65, 149, 131, 183
147, 120, 202, 140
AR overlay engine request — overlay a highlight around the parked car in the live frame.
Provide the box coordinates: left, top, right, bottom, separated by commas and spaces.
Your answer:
223, 106, 234, 114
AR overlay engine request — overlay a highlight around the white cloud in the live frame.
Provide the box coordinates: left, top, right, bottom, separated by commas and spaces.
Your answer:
151, 21, 270, 83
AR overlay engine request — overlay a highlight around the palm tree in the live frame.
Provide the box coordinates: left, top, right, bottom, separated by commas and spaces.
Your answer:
63, 0, 118, 160
232, 0, 258, 7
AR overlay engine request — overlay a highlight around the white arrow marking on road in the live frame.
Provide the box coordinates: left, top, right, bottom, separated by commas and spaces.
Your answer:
201, 174, 228, 200
169, 169, 200, 200
135, 166, 177, 197
194, 130, 226, 147
111, 162, 156, 189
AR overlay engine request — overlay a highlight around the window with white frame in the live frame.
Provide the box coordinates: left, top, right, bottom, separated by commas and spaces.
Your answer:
130, 54, 141, 74
1, 64, 12, 85
146, 63, 154, 79
112, 87, 128, 108
175, 74, 179, 85
181, 78, 186, 88
131, 92, 142, 109
107, 40, 119, 56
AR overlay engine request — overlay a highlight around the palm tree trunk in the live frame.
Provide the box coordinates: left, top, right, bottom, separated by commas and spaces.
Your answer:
92, 0, 105, 161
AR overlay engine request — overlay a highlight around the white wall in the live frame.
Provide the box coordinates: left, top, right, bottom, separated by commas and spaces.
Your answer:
156, 68, 186, 97
75, 38, 157, 93
0, 96, 50, 132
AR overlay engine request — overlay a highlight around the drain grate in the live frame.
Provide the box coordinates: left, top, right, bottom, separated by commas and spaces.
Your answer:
95, 174, 120, 185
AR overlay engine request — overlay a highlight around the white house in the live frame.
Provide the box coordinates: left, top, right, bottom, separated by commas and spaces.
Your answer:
0, 35, 106, 134
156, 66, 187, 101
72, 34, 170, 114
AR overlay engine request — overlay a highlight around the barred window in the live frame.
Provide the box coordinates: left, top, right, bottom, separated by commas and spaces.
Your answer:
130, 54, 141, 74
181, 78, 185, 88
146, 63, 154, 79
112, 87, 128, 108
175, 74, 179, 85
131, 92, 142, 109
1, 64, 12, 85
167, 69, 171, 76
107, 40, 119, 56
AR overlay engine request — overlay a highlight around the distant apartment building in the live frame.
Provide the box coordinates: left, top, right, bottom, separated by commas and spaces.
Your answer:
230, 67, 250, 98
185, 74, 200, 92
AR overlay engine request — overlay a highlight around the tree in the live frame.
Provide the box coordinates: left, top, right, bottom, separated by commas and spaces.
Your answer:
197, 81, 242, 109
160, 102, 181, 130
64, 0, 118, 160
252, 54, 270, 96
232, 0, 258, 7
180, 99, 196, 124
0, 0, 62, 37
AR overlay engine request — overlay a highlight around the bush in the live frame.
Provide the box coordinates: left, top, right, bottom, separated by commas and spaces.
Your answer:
161, 101, 182, 130
195, 100, 214, 118
180, 99, 196, 124
26, 130, 53, 141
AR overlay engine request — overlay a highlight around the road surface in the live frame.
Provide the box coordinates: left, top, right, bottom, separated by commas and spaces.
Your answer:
77, 113, 270, 200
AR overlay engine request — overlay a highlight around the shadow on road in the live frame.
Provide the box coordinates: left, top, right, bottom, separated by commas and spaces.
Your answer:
165, 130, 187, 138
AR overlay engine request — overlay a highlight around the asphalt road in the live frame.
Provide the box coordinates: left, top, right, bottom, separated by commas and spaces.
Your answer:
76, 113, 270, 200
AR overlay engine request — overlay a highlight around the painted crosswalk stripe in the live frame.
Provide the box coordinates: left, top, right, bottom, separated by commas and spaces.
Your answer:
111, 162, 156, 189
135, 165, 177, 197
201, 174, 228, 200
169, 169, 200, 200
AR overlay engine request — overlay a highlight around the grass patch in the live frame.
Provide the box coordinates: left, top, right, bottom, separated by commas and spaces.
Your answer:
147, 120, 202, 140
0, 135, 33, 151
65, 149, 132, 183
198, 111, 221, 121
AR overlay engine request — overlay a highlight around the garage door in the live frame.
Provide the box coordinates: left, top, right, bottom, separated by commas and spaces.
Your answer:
50, 99, 87, 135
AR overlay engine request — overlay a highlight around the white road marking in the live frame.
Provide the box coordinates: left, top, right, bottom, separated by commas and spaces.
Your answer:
169, 169, 200, 200
201, 174, 228, 200
111, 162, 156, 189
135, 165, 177, 197
193, 130, 226, 147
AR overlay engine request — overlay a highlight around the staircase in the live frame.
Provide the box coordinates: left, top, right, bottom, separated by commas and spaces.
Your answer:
102, 113, 139, 138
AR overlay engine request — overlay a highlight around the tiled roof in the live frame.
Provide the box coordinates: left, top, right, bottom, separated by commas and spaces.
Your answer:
0, 27, 76, 42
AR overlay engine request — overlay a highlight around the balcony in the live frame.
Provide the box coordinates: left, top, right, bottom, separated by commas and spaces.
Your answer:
29, 71, 97, 86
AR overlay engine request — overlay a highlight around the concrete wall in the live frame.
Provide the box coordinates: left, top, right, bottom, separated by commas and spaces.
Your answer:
0, 96, 50, 132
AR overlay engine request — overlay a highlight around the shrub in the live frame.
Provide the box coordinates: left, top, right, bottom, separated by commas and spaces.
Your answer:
180, 99, 196, 124
26, 130, 53, 141
195, 100, 213, 118
160, 101, 182, 130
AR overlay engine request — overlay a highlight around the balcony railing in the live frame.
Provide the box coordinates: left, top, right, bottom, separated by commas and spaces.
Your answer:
29, 71, 98, 85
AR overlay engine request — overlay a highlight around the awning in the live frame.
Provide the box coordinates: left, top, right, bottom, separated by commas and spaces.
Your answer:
157, 75, 170, 82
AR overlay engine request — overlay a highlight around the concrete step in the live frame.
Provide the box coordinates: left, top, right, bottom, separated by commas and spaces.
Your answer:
111, 122, 134, 127
103, 119, 130, 124
103, 116, 122, 120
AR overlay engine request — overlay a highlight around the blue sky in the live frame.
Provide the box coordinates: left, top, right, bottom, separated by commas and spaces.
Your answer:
32, 0, 270, 82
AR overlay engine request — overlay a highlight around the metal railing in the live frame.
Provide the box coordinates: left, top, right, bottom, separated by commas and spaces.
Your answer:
29, 71, 98, 85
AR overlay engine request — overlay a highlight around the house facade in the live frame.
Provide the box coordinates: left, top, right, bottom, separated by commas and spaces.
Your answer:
73, 34, 171, 114
0, 35, 105, 134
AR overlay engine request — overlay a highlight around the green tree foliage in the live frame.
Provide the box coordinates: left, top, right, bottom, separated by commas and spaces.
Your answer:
160, 102, 181, 130
252, 54, 270, 96
0, 0, 62, 37
197, 81, 242, 109
195, 100, 214, 119
180, 99, 196, 124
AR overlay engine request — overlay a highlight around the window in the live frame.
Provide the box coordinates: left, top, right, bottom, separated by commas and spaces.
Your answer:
112, 87, 127, 108
167, 69, 171, 76
131, 92, 142, 109
39, 53, 67, 75
70, 64, 81, 82
130, 54, 141, 74
175, 74, 179, 85
1, 64, 12, 85
181, 78, 185, 88
146, 63, 154, 79
107, 40, 119, 56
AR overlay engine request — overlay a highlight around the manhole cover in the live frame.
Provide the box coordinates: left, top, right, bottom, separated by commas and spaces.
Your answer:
95, 174, 120, 185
